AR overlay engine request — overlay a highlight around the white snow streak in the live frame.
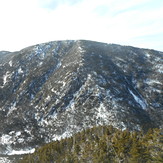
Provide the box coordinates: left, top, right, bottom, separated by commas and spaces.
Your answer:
7, 102, 17, 115
56, 61, 62, 69
78, 46, 85, 53
2, 71, 11, 86
146, 79, 162, 85
8, 148, 35, 155
128, 89, 146, 109
18, 67, 23, 74
9, 60, 12, 67
115, 57, 126, 62
16, 131, 21, 137
145, 52, 150, 58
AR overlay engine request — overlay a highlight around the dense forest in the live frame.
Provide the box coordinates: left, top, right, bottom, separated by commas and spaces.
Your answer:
19, 125, 163, 163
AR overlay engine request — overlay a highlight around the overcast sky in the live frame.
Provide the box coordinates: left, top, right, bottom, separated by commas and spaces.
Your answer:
0, 0, 163, 51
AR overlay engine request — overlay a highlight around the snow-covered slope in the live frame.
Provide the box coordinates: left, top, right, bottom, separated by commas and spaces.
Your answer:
0, 40, 162, 158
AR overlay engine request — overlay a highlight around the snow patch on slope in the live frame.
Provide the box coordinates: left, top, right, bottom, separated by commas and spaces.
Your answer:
78, 46, 85, 53
155, 64, 163, 73
0, 157, 12, 163
96, 103, 111, 123
18, 67, 23, 74
56, 61, 62, 69
7, 148, 35, 155
145, 79, 162, 85
52, 131, 73, 141
1, 134, 12, 145
128, 89, 146, 109
9, 60, 12, 67
7, 102, 17, 115
2, 71, 11, 87
145, 52, 151, 58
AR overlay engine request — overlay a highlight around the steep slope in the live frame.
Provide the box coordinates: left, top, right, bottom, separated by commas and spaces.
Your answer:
0, 40, 163, 155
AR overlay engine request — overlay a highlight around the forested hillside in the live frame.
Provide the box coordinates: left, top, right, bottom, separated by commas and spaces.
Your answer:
19, 125, 163, 163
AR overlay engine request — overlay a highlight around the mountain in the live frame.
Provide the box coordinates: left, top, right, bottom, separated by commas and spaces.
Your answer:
0, 40, 163, 157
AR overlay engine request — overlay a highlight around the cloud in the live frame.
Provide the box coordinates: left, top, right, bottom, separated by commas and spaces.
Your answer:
37, 0, 83, 10
0, 0, 163, 51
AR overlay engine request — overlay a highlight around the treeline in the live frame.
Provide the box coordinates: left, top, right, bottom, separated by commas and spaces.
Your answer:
19, 125, 163, 163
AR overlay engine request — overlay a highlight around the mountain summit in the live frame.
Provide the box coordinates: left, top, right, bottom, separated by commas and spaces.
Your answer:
0, 40, 163, 155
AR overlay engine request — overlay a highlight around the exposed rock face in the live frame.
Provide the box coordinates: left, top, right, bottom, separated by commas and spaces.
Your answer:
0, 40, 163, 154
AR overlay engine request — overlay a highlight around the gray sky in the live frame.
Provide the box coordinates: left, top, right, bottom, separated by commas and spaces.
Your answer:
0, 0, 163, 51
